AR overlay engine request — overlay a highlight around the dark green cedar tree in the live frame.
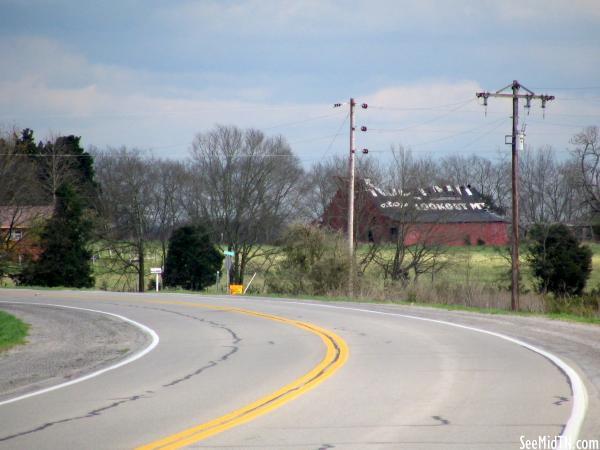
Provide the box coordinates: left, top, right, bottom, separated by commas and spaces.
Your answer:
164, 225, 223, 291
19, 183, 94, 288
526, 223, 592, 297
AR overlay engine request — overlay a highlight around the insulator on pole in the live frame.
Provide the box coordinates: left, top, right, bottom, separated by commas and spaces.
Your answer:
334, 103, 342, 108
362, 148, 369, 154
361, 103, 368, 109
360, 126, 367, 132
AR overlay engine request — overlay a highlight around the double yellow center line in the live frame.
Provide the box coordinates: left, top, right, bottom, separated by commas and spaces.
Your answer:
134, 301, 349, 450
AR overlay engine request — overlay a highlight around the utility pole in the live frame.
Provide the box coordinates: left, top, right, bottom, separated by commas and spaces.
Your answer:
348, 98, 356, 296
476, 80, 554, 311
334, 99, 368, 297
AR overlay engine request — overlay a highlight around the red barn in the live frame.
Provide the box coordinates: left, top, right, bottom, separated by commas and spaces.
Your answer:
321, 179, 509, 246
0, 205, 53, 261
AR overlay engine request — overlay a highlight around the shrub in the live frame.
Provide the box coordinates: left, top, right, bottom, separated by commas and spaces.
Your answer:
266, 224, 348, 296
163, 225, 223, 291
526, 223, 592, 297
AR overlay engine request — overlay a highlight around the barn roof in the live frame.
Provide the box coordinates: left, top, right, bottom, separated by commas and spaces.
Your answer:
361, 179, 508, 224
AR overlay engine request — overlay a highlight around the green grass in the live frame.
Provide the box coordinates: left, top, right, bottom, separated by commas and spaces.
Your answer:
0, 310, 29, 351
3, 240, 598, 295
3, 240, 600, 295
2, 239, 599, 322
246, 292, 600, 325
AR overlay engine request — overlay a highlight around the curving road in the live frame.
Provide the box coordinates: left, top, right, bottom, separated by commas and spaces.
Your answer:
0, 289, 595, 449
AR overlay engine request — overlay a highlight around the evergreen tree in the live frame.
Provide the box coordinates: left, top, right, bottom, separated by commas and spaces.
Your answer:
164, 225, 223, 291
526, 223, 592, 297
20, 129, 98, 205
19, 183, 94, 288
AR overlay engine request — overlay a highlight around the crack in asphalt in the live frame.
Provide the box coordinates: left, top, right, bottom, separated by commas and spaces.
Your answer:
0, 304, 242, 443
554, 395, 569, 406
432, 415, 450, 425
163, 345, 239, 388
102, 303, 243, 388
0, 394, 148, 442
147, 307, 242, 388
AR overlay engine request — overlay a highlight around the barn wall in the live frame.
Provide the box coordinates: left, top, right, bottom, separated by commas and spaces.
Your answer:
401, 222, 509, 246
321, 193, 510, 246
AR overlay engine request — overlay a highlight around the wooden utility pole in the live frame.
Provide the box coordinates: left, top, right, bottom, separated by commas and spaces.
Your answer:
334, 98, 368, 297
510, 82, 520, 312
476, 80, 554, 311
348, 98, 356, 297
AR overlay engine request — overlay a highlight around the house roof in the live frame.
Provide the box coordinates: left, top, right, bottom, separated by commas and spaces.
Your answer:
361, 179, 508, 224
0, 205, 53, 229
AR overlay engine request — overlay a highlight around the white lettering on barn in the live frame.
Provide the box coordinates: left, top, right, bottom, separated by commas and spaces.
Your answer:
381, 202, 486, 211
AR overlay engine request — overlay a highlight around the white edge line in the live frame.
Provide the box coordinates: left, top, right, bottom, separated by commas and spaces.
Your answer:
0, 301, 160, 407
245, 298, 588, 450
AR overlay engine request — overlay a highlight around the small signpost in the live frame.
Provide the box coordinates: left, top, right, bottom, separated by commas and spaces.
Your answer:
223, 250, 234, 294
150, 267, 162, 292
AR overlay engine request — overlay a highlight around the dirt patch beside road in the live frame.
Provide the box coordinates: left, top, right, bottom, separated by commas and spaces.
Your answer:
0, 303, 150, 402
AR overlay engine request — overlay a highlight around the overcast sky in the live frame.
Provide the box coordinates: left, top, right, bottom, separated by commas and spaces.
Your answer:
1, 0, 599, 164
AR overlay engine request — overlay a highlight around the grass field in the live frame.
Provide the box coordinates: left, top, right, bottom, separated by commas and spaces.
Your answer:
3, 241, 600, 302
0, 310, 29, 352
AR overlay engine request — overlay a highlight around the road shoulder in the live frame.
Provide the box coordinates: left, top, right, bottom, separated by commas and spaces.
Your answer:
0, 302, 150, 402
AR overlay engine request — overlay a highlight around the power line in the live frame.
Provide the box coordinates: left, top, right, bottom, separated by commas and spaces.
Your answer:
365, 99, 475, 133
321, 111, 350, 159
287, 133, 343, 145
530, 86, 600, 90
459, 118, 508, 151
262, 111, 345, 130
366, 116, 507, 151
368, 98, 475, 112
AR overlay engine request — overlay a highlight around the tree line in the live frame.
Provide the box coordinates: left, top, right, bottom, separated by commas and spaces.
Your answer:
1, 124, 599, 293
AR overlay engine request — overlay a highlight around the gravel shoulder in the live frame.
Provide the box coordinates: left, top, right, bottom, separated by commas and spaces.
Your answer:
0, 303, 150, 402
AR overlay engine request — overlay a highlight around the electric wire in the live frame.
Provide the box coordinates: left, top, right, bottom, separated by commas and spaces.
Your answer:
368, 98, 475, 112
366, 98, 476, 134
321, 111, 350, 159
365, 116, 508, 153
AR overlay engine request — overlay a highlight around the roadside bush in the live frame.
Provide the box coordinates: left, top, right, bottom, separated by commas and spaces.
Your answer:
526, 223, 592, 297
266, 225, 348, 296
163, 225, 223, 291
545, 294, 599, 317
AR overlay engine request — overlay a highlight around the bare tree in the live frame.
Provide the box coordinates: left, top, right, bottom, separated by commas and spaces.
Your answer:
93, 148, 157, 292
573, 126, 600, 213
151, 160, 187, 265
363, 147, 448, 285
440, 153, 510, 214
187, 125, 304, 284
302, 154, 383, 222
519, 146, 556, 224
550, 158, 587, 223
517, 145, 589, 226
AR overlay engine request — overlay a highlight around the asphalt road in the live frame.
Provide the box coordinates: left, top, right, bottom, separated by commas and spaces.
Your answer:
0, 289, 596, 450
